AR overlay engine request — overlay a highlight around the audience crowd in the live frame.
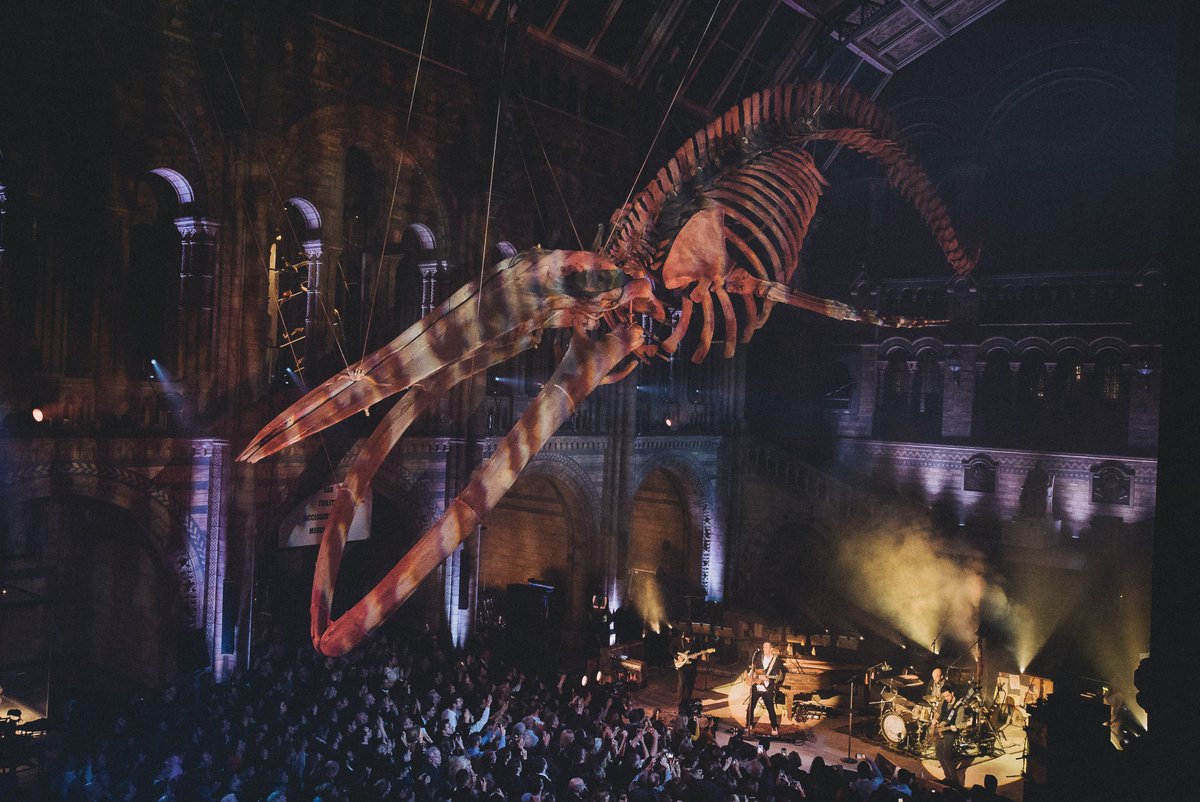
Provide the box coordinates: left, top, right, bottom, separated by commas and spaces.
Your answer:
44, 626, 1012, 802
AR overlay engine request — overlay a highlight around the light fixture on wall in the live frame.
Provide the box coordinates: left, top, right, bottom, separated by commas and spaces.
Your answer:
946, 352, 962, 385
1134, 359, 1153, 389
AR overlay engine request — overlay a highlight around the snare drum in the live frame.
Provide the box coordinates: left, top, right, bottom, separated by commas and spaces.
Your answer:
912, 704, 933, 723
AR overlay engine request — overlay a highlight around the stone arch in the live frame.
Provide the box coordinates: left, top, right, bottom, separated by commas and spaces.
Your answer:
149, 167, 196, 207
911, 338, 945, 359
627, 453, 713, 610
527, 451, 604, 540
0, 462, 202, 620
407, 221, 438, 252
478, 454, 600, 640
1013, 336, 1054, 355
286, 196, 323, 238
890, 94, 967, 155
0, 463, 204, 684
1087, 336, 1132, 362
878, 336, 915, 358
982, 67, 1136, 145
977, 337, 1016, 357
1050, 336, 1090, 358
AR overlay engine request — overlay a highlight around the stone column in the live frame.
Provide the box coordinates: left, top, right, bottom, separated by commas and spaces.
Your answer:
301, 239, 325, 372
200, 439, 233, 679
419, 260, 442, 316
174, 217, 219, 387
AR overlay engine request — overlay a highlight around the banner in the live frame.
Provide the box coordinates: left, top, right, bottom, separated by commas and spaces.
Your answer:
278, 486, 372, 548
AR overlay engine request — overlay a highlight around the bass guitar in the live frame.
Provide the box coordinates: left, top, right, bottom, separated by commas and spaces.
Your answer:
674, 647, 716, 669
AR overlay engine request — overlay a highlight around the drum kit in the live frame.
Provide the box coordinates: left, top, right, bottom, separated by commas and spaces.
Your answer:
874, 674, 1005, 759
874, 671, 934, 755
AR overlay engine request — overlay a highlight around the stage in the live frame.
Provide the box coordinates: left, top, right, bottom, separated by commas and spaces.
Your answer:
628, 664, 1027, 800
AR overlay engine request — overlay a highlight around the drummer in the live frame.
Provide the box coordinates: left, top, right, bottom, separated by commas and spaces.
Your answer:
922, 667, 947, 745
924, 667, 947, 708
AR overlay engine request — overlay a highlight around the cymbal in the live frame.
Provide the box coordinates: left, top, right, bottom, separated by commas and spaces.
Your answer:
896, 673, 920, 681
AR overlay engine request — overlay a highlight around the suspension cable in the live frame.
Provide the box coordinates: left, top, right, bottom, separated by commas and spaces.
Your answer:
360, 0, 435, 365
519, 94, 582, 250
603, 0, 724, 254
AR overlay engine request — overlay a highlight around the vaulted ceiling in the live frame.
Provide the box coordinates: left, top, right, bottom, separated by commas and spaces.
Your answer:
457, 0, 1008, 114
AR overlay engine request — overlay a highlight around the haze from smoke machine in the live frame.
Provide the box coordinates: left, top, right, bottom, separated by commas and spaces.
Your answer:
833, 508, 1034, 655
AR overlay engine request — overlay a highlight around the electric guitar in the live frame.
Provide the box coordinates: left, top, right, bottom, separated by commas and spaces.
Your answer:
744, 663, 783, 688
674, 648, 715, 669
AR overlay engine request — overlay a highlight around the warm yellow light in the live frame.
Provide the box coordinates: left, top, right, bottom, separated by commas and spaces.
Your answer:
31, 408, 44, 422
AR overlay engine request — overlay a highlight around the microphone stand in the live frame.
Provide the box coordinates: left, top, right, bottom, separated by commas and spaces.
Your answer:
842, 676, 858, 764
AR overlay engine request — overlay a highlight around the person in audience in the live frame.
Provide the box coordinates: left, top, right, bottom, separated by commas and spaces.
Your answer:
45, 621, 1033, 802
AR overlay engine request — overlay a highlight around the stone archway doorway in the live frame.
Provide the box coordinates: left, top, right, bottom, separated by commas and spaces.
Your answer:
627, 468, 702, 632
479, 472, 591, 647
5, 496, 190, 695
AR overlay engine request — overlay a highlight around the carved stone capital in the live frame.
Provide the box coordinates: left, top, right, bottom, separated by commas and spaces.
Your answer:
301, 239, 325, 261
173, 216, 220, 242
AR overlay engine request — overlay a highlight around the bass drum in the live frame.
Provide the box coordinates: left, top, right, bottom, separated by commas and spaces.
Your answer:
881, 709, 914, 746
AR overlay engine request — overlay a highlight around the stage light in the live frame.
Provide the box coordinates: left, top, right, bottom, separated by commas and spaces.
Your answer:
581, 675, 588, 687
664, 417, 673, 428
31, 408, 44, 423
596, 670, 602, 682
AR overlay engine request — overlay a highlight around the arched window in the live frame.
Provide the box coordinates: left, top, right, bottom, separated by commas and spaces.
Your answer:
875, 351, 912, 439
1091, 349, 1128, 451
974, 350, 1012, 442
389, 224, 437, 341
913, 349, 943, 439
1016, 352, 1049, 443
126, 172, 184, 378
494, 240, 519, 261
267, 198, 323, 384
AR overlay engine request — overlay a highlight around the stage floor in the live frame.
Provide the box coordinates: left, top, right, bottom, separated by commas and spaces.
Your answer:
629, 666, 1027, 801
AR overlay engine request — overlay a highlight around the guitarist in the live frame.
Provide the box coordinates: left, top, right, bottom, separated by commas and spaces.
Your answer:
746, 641, 786, 735
934, 685, 967, 787
674, 632, 703, 711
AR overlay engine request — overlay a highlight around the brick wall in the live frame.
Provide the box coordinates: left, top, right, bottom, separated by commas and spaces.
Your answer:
480, 474, 571, 593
